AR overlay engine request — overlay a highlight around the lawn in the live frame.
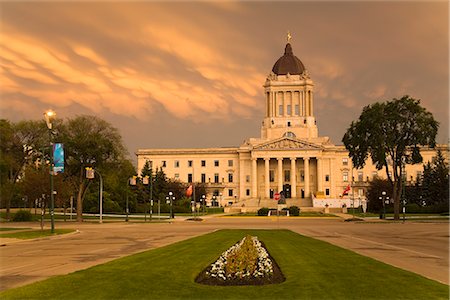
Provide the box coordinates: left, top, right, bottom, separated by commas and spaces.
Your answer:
1, 229, 447, 299
0, 229, 74, 239
0, 227, 30, 231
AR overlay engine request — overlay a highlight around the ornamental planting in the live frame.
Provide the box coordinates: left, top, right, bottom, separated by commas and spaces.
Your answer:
206, 235, 274, 280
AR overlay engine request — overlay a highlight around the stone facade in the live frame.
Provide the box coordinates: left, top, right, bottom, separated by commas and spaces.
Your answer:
136, 41, 447, 209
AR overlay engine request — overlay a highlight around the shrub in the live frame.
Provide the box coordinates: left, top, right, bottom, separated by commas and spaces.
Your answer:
13, 210, 33, 222
257, 207, 270, 216
288, 206, 300, 216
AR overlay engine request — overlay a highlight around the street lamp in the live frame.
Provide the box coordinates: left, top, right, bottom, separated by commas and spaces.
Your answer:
212, 195, 216, 207
380, 191, 390, 220
86, 167, 103, 223
44, 110, 56, 233
166, 191, 175, 219
201, 194, 206, 214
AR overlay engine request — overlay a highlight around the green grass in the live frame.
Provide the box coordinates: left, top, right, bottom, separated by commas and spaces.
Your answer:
0, 229, 74, 239
1, 230, 448, 299
0, 227, 31, 231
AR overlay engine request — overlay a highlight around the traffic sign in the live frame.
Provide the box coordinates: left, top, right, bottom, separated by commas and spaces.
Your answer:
274, 193, 280, 201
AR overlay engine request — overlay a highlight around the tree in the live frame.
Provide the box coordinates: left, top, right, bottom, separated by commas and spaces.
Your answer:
59, 115, 128, 222
343, 95, 438, 220
366, 178, 392, 213
0, 119, 47, 220
421, 150, 449, 210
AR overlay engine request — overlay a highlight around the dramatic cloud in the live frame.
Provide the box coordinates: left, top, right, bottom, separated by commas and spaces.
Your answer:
0, 2, 448, 159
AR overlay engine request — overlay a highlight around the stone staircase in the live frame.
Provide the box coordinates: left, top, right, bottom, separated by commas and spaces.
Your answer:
225, 197, 322, 213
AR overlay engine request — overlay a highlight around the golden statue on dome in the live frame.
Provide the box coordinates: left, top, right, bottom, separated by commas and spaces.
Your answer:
287, 31, 292, 43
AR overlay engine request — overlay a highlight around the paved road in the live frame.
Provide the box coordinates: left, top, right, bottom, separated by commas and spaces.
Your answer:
0, 217, 448, 291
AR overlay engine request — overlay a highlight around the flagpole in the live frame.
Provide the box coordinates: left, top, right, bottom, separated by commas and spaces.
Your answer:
192, 163, 196, 219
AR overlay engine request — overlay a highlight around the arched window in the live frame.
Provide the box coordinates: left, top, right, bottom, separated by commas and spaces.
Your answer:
283, 131, 296, 138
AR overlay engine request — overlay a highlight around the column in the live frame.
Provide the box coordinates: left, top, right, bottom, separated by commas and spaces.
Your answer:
252, 158, 257, 198
330, 158, 336, 198
317, 158, 323, 192
264, 158, 270, 198
290, 158, 297, 198
304, 157, 310, 198
239, 156, 245, 199
273, 92, 276, 118
277, 158, 283, 193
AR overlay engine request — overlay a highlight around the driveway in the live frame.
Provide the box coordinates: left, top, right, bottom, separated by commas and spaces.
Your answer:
0, 217, 448, 291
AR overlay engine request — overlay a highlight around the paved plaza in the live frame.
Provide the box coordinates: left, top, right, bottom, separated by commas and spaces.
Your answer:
0, 216, 448, 291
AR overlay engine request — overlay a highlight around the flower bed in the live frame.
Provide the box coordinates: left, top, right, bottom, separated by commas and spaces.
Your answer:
195, 235, 285, 286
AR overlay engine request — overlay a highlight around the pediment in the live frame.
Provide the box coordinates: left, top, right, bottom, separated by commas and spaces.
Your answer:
252, 137, 322, 151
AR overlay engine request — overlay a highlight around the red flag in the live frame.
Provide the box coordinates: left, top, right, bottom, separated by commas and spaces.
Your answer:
186, 184, 193, 197
343, 185, 350, 195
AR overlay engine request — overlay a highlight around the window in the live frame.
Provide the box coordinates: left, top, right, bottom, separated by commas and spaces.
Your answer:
188, 160, 193, 167
325, 175, 330, 182
287, 105, 292, 115
188, 173, 193, 183
279, 105, 283, 115
228, 189, 233, 197
201, 160, 206, 167
214, 160, 219, 167
162, 160, 166, 167
228, 160, 233, 167
246, 175, 250, 183
246, 189, 250, 196
283, 131, 296, 138
343, 172, 348, 182
300, 171, 304, 182
147, 161, 153, 168
295, 104, 299, 115
214, 173, 219, 183
325, 188, 330, 196
174, 173, 179, 179
342, 158, 348, 166
284, 170, 290, 182
287, 121, 291, 127
228, 173, 233, 183
358, 171, 363, 182
201, 173, 206, 183
174, 160, 179, 168
269, 170, 275, 182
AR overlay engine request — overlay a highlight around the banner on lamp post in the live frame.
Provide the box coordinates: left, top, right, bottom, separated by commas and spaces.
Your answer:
53, 143, 64, 174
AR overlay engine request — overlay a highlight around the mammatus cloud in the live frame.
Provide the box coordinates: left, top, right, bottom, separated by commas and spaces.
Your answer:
0, 2, 448, 153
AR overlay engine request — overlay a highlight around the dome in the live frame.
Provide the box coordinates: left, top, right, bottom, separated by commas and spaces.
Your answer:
271, 43, 305, 75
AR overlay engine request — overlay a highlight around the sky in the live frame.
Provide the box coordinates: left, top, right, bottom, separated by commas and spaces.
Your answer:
1, 1, 448, 163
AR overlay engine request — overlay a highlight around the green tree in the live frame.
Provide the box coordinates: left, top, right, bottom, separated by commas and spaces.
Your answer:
421, 150, 449, 210
366, 178, 392, 213
59, 115, 128, 222
0, 119, 47, 220
343, 95, 438, 220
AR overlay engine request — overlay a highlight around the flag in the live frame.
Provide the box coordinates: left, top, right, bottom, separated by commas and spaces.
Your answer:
186, 184, 193, 197
343, 185, 351, 195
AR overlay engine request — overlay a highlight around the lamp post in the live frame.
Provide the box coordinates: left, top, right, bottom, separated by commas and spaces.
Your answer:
166, 191, 175, 219
44, 110, 56, 233
86, 167, 103, 223
212, 195, 216, 207
380, 191, 389, 220
201, 194, 206, 215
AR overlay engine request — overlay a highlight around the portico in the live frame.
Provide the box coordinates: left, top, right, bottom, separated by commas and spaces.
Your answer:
248, 151, 328, 200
